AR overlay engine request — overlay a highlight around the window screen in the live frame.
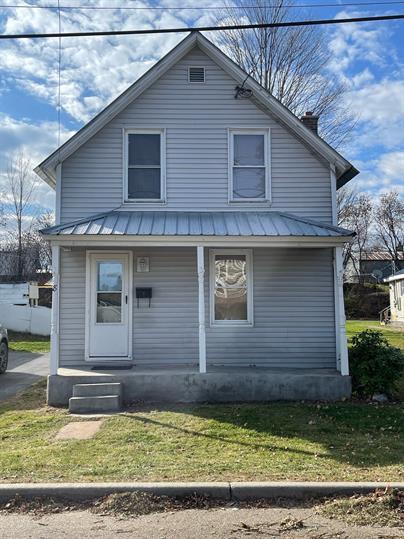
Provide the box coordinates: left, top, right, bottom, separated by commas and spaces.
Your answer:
127, 133, 161, 200
232, 133, 267, 200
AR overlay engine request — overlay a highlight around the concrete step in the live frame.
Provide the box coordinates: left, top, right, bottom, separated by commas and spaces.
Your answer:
69, 395, 121, 414
72, 382, 122, 398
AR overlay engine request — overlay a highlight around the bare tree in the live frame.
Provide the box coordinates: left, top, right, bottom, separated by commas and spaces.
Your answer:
374, 191, 404, 269
337, 186, 359, 271
337, 186, 358, 227
26, 211, 54, 271
217, 0, 355, 146
338, 192, 373, 281
4, 153, 38, 279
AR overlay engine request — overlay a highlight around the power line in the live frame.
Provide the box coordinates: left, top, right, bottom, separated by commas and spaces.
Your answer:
0, 13, 403, 39
0, 1, 403, 10
57, 0, 61, 150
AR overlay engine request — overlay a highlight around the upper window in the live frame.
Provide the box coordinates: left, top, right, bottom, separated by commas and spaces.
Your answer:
125, 130, 165, 202
229, 129, 270, 202
210, 249, 253, 325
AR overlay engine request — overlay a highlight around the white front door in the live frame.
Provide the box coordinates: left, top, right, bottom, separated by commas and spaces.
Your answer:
87, 252, 131, 360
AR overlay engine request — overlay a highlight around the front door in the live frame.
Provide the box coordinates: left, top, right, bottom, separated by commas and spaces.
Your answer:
87, 252, 131, 360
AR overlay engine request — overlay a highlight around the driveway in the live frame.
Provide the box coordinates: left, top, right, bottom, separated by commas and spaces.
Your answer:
0, 350, 49, 402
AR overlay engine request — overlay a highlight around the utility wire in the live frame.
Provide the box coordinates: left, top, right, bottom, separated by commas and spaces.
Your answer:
0, 13, 403, 39
0, 1, 404, 10
57, 0, 61, 151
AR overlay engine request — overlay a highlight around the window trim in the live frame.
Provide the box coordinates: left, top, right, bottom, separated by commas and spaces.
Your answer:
188, 66, 206, 83
228, 128, 271, 204
123, 128, 166, 204
209, 248, 254, 327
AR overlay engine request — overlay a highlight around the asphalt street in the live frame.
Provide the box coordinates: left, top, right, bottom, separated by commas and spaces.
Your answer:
0, 506, 400, 538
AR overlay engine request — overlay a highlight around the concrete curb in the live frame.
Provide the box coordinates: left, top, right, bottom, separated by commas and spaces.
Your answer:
0, 482, 403, 502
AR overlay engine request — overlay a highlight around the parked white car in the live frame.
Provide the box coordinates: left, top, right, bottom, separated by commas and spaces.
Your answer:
0, 324, 8, 374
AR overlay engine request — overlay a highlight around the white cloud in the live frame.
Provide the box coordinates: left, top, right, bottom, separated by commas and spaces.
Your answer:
0, 2, 218, 123
328, 10, 394, 80
0, 113, 75, 211
377, 151, 404, 181
343, 79, 404, 156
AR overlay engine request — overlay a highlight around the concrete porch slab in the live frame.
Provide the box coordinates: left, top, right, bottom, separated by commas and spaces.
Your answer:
47, 368, 351, 407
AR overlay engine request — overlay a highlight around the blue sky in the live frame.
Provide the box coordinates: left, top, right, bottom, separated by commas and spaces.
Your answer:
0, 0, 403, 216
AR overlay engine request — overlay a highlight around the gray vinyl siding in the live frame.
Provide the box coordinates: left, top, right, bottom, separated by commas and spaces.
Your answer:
206, 247, 336, 368
132, 248, 198, 365
61, 46, 332, 224
59, 248, 86, 365
58, 247, 335, 369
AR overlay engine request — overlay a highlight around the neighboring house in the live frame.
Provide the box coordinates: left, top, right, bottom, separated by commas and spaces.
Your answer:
360, 251, 404, 282
36, 32, 358, 410
384, 270, 404, 327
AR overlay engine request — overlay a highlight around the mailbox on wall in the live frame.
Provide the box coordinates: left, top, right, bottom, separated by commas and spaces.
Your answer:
136, 287, 152, 307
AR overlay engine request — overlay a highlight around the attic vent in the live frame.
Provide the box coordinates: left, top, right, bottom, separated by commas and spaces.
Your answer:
189, 67, 205, 83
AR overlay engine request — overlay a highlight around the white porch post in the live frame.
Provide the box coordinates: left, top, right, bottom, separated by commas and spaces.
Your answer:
197, 245, 206, 374
50, 245, 60, 375
334, 246, 349, 375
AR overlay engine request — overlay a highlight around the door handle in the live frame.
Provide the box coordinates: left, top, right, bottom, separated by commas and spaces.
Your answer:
125, 295, 128, 304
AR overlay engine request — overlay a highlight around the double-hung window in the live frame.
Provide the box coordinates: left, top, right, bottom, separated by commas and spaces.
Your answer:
210, 249, 253, 325
229, 129, 270, 202
125, 129, 165, 202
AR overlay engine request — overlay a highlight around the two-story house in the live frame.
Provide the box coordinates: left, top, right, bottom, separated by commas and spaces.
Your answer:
36, 32, 358, 412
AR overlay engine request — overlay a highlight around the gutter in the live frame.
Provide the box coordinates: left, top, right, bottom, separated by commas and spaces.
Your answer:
337, 165, 360, 190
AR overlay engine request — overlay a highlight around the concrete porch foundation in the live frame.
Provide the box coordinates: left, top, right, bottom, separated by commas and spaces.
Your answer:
47, 367, 351, 407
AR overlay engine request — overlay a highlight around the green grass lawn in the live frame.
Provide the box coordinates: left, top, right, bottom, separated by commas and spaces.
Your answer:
346, 320, 404, 351
0, 380, 402, 484
0, 321, 402, 484
7, 331, 50, 354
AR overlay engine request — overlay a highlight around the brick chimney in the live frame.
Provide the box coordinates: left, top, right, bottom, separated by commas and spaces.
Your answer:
300, 111, 319, 134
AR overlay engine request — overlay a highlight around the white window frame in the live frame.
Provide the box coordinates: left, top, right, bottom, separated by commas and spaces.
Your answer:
188, 66, 206, 83
209, 249, 253, 327
228, 128, 271, 204
123, 128, 166, 204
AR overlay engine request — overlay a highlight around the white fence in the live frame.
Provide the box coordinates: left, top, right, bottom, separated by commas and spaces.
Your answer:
0, 304, 51, 336
0, 283, 29, 305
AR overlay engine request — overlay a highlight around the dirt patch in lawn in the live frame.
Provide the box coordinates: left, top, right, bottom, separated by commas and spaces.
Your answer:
54, 420, 103, 440
315, 489, 404, 528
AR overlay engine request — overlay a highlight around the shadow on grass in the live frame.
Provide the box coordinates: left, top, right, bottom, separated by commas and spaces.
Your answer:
0, 379, 48, 413
124, 401, 404, 469
124, 413, 325, 459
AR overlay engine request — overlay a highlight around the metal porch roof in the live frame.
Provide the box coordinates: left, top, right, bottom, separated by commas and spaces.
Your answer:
41, 211, 354, 238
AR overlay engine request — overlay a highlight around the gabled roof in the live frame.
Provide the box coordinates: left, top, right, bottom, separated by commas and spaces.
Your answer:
41, 209, 354, 238
35, 31, 358, 190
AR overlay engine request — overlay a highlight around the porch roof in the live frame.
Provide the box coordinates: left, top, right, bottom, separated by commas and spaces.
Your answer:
41, 210, 353, 238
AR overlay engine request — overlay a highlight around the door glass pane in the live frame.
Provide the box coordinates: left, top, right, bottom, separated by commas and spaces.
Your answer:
233, 167, 266, 199
234, 134, 264, 166
97, 262, 122, 291
215, 287, 247, 321
128, 168, 161, 199
215, 255, 247, 288
97, 292, 122, 323
128, 133, 160, 166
